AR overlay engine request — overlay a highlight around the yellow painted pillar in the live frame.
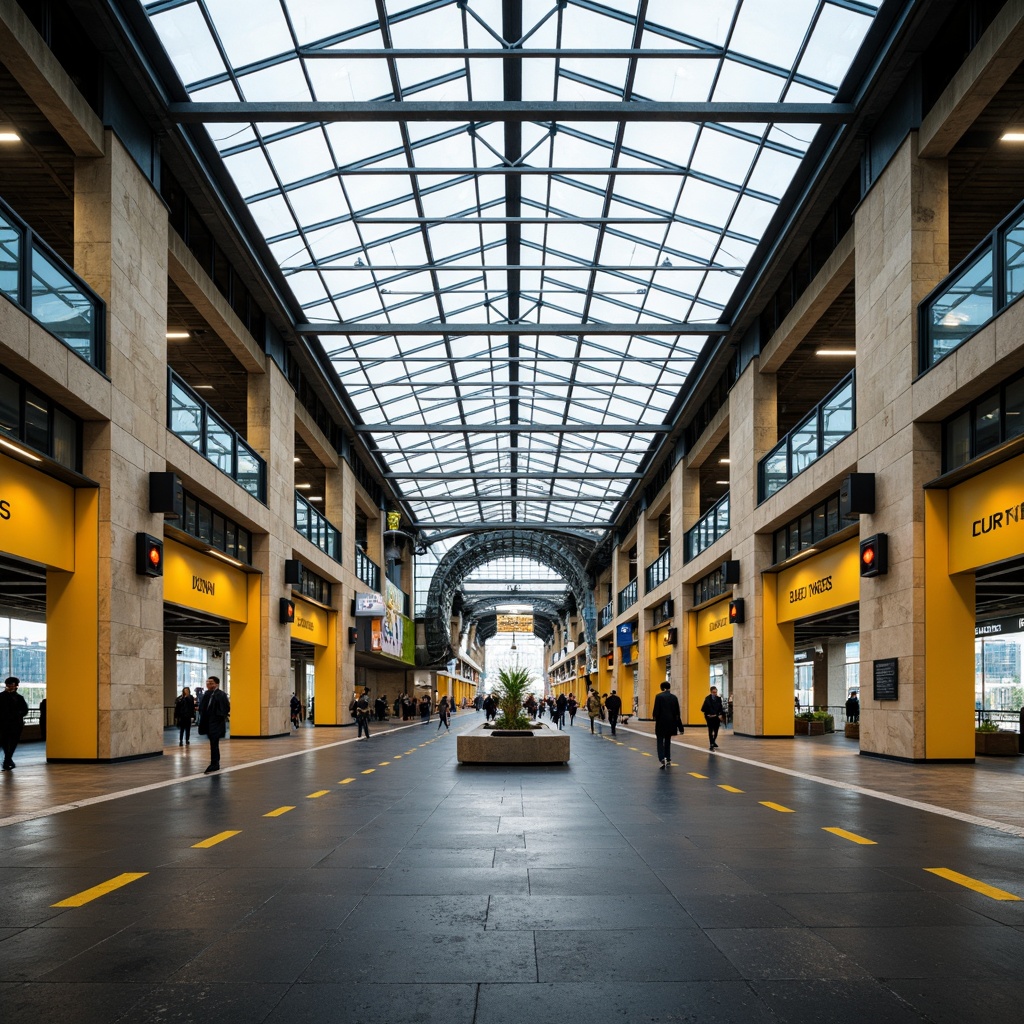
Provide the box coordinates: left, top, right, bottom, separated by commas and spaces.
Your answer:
761, 572, 795, 736
228, 573, 263, 736
46, 488, 99, 760
314, 611, 339, 726
686, 611, 711, 725
924, 490, 975, 760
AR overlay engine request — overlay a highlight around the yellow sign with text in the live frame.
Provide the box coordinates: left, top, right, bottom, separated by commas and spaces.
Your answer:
497, 613, 533, 633
164, 540, 249, 622
291, 597, 329, 646
776, 538, 859, 624
695, 598, 733, 647
0, 452, 75, 570
948, 453, 1024, 574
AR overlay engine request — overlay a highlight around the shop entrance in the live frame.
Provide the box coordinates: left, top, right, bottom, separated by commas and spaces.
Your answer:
792, 605, 860, 723
290, 638, 315, 724
687, 597, 734, 724
973, 555, 1024, 730
0, 554, 47, 743
163, 603, 230, 735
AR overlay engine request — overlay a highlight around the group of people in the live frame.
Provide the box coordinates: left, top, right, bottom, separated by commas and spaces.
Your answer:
173, 676, 230, 773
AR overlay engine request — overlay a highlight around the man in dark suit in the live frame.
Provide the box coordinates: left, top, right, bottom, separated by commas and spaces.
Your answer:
198, 675, 230, 774
651, 681, 684, 769
604, 689, 622, 736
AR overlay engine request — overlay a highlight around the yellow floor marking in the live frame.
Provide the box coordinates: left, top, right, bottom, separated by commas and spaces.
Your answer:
361, 769, 375, 775
688, 772, 708, 779
307, 790, 330, 798
760, 801, 794, 813
823, 827, 876, 845
926, 867, 1021, 901
405, 750, 416, 754
52, 872, 148, 908
264, 806, 294, 817
641, 752, 653, 757
393, 755, 402, 759
192, 830, 241, 848
339, 778, 356, 785
615, 742, 624, 745
419, 743, 427, 747
718, 785, 743, 793
378, 761, 390, 766
628, 747, 639, 751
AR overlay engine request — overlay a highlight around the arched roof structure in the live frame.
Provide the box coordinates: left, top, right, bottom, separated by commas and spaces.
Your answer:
423, 530, 596, 666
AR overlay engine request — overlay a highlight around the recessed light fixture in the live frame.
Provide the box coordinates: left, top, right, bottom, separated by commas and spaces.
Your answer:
296, 483, 312, 490
293, 457, 301, 463
719, 458, 730, 464
816, 348, 856, 356
0, 437, 42, 462
1000, 131, 1024, 141
0, 130, 21, 143
166, 331, 190, 339
207, 548, 243, 567
308, 495, 323, 502
194, 384, 214, 390
715, 480, 729, 485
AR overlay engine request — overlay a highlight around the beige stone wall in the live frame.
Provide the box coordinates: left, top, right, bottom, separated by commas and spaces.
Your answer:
74, 132, 169, 760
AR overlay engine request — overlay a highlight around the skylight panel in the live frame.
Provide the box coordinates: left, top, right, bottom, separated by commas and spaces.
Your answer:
633, 60, 717, 103
676, 178, 739, 231
266, 131, 334, 186
713, 59, 787, 103
307, 60, 394, 102
798, 5, 875, 86
730, 0, 817, 71
248, 194, 298, 239
286, 0, 379, 46
204, 0, 292, 68
646, 0, 737, 47
150, 5, 226, 87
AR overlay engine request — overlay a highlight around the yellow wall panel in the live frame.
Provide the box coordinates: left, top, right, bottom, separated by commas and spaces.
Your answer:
776, 539, 860, 624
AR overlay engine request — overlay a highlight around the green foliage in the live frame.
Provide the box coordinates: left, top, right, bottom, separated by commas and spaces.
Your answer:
976, 719, 1000, 733
797, 710, 834, 732
495, 664, 534, 730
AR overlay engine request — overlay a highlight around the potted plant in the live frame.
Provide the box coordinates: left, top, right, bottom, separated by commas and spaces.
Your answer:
492, 664, 534, 734
795, 710, 834, 736
975, 720, 1019, 756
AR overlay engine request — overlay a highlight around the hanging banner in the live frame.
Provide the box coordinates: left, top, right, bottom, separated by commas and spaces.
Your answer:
616, 623, 635, 647
497, 613, 533, 633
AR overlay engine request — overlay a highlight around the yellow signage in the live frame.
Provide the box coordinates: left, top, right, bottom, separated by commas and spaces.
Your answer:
948, 453, 1024, 574
291, 597, 329, 646
695, 598, 733, 647
776, 538, 859, 624
497, 613, 533, 633
164, 539, 250, 622
0, 452, 75, 570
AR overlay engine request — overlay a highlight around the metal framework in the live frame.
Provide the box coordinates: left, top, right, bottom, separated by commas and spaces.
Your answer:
141, 0, 884, 639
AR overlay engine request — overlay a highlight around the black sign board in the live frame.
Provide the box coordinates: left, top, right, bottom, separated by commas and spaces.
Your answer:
872, 658, 898, 701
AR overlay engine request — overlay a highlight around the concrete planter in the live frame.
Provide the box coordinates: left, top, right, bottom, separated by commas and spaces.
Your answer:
975, 731, 1019, 757
844, 722, 860, 739
795, 718, 825, 736
458, 722, 570, 764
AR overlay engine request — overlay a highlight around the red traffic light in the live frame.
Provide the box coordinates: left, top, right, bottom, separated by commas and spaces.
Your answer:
728, 598, 745, 624
859, 534, 888, 577
135, 533, 164, 577
279, 598, 295, 624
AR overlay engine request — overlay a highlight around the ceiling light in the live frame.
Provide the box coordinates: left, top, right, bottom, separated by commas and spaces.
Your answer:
0, 437, 42, 462
715, 480, 729, 485
293, 457, 301, 463
166, 331, 190, 339
0, 130, 20, 143
719, 458, 730, 464
296, 483, 312, 490
194, 384, 214, 390
308, 495, 323, 502
1000, 131, 1024, 141
816, 348, 856, 356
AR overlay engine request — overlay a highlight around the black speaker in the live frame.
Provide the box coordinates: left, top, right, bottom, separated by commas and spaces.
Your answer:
348, 626, 359, 644
840, 473, 875, 517
279, 598, 295, 624
665, 628, 678, 646
149, 472, 184, 519
722, 559, 740, 584
284, 559, 302, 585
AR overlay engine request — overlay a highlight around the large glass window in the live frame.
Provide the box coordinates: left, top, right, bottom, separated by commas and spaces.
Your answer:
0, 617, 46, 712
942, 367, 1024, 472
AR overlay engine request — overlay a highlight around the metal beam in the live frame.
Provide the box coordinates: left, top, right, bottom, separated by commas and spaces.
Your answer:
289, 263, 742, 271
330, 356, 698, 362
405, 496, 622, 503
298, 48, 722, 60
355, 424, 669, 433
417, 522, 611, 531
168, 101, 855, 124
385, 472, 643, 479
302, 322, 726, 336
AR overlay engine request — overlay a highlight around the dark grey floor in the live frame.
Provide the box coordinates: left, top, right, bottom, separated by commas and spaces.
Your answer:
2, 717, 1023, 1024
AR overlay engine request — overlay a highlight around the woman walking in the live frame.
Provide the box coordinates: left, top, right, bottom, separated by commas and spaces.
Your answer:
174, 686, 195, 746
437, 694, 451, 731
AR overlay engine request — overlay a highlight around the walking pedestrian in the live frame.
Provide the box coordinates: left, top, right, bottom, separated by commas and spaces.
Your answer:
605, 689, 622, 736
175, 686, 196, 745
586, 689, 603, 735
701, 685, 726, 750
652, 680, 684, 768
555, 692, 568, 730
289, 692, 301, 730
197, 675, 230, 774
0, 676, 29, 771
567, 693, 578, 726
355, 690, 371, 739
437, 694, 451, 731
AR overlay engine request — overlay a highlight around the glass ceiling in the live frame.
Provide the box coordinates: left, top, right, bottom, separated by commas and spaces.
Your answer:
144, 0, 882, 535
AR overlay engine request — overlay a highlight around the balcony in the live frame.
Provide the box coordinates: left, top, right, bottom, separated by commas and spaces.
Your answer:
0, 197, 105, 371
758, 371, 855, 503
598, 601, 613, 630
919, 198, 1024, 372
684, 491, 730, 562
645, 549, 671, 592
168, 369, 266, 502
617, 578, 638, 615
294, 492, 341, 562
355, 546, 380, 592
